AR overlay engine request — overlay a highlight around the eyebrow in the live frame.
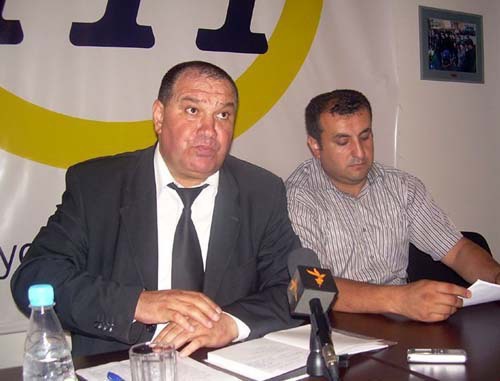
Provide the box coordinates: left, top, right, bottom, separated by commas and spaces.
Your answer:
179, 95, 200, 103
179, 96, 236, 109
334, 127, 372, 139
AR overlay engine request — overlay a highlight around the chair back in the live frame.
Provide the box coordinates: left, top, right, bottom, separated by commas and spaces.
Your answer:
407, 231, 491, 287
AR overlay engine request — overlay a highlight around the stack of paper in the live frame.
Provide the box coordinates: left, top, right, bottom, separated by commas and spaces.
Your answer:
206, 325, 393, 381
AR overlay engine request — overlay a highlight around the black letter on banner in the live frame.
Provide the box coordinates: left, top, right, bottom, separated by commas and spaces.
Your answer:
0, 245, 17, 280
70, 0, 154, 48
0, 0, 23, 45
19, 243, 31, 262
196, 0, 267, 54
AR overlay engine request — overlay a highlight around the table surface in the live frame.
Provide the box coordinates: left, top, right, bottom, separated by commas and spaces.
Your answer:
332, 301, 500, 381
3, 301, 499, 381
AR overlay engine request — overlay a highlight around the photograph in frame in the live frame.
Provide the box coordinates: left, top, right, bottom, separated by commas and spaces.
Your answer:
419, 6, 484, 83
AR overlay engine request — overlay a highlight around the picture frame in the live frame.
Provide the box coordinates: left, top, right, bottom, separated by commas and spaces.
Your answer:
419, 6, 484, 83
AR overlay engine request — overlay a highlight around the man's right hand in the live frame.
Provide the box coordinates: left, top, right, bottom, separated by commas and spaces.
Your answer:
134, 290, 222, 332
393, 280, 471, 322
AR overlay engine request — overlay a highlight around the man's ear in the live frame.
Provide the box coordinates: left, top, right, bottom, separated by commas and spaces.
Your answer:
152, 100, 164, 134
307, 136, 321, 159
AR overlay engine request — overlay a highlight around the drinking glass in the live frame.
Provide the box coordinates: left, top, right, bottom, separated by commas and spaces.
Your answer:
129, 342, 176, 381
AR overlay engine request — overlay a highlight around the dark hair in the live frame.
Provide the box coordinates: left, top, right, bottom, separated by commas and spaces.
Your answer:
157, 61, 238, 106
305, 89, 372, 145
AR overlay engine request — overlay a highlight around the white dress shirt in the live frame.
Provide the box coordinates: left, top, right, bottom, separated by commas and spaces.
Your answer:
153, 146, 249, 340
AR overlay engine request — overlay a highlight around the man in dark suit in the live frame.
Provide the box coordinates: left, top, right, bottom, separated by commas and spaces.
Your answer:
11, 61, 301, 357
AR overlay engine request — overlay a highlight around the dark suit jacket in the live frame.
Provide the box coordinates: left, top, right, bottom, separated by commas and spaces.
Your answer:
11, 145, 301, 356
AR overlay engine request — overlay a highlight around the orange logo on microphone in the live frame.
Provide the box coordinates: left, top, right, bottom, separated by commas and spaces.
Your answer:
306, 268, 326, 287
289, 278, 298, 302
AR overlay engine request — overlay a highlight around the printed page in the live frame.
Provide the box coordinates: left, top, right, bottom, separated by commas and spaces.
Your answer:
206, 325, 394, 380
264, 324, 391, 355
206, 338, 309, 381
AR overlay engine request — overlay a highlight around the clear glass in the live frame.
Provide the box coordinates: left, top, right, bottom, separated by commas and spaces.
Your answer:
129, 342, 176, 381
23, 305, 76, 381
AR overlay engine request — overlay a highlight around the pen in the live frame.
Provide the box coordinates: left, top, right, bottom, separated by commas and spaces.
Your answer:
107, 371, 126, 381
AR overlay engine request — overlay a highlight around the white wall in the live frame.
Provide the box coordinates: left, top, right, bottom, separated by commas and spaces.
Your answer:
0, 332, 25, 369
392, 0, 500, 261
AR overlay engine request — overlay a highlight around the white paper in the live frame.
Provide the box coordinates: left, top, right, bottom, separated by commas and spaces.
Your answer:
206, 325, 392, 380
463, 279, 500, 307
265, 325, 390, 355
206, 339, 308, 381
77, 356, 239, 381
77, 360, 129, 381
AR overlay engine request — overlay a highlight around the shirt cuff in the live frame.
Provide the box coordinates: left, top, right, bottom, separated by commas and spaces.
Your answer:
223, 312, 250, 342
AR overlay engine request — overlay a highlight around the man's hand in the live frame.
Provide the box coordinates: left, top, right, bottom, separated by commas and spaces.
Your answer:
134, 290, 222, 333
394, 280, 471, 322
495, 272, 500, 285
153, 313, 238, 357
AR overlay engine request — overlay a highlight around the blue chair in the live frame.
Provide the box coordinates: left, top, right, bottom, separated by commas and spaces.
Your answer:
407, 231, 491, 288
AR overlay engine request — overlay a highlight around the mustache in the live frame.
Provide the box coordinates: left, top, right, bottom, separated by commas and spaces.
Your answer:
349, 158, 366, 165
190, 136, 220, 150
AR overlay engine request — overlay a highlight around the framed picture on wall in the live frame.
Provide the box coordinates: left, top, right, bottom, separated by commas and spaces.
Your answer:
419, 6, 484, 83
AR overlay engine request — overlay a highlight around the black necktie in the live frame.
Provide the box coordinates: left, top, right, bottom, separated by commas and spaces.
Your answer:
168, 183, 208, 291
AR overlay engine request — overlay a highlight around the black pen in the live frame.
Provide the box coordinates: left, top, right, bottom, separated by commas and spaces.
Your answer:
107, 371, 126, 381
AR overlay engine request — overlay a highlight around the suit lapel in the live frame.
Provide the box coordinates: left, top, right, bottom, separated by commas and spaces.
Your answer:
120, 146, 159, 292
203, 164, 240, 299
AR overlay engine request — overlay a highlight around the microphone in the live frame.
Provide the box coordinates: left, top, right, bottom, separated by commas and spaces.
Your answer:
287, 248, 340, 381
287, 248, 337, 315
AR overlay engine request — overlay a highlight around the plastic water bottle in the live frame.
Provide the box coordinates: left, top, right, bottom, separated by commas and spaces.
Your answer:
23, 284, 76, 381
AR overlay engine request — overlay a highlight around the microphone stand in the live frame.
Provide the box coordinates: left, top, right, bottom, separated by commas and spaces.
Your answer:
307, 299, 340, 381
307, 318, 328, 378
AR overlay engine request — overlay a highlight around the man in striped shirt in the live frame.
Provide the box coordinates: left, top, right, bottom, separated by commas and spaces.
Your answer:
286, 89, 500, 322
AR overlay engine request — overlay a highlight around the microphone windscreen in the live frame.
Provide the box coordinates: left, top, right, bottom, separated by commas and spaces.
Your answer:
287, 248, 338, 316
287, 248, 321, 277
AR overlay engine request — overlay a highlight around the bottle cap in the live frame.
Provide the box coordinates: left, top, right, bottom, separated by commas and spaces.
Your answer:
28, 284, 55, 307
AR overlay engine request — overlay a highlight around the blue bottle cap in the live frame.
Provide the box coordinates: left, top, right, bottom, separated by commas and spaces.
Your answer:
28, 284, 55, 307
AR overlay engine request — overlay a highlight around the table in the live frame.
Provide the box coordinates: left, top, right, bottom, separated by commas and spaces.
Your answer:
332, 301, 500, 380
3, 301, 499, 380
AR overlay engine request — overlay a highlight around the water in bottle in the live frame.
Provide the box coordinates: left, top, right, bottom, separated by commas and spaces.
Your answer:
23, 284, 76, 381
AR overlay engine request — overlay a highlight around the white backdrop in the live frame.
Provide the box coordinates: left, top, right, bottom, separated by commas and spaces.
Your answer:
0, 0, 398, 334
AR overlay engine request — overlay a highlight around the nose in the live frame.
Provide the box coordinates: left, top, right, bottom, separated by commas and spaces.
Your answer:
197, 114, 217, 137
352, 138, 366, 159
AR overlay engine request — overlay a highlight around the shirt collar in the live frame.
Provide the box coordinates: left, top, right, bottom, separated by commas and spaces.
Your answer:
311, 157, 336, 190
153, 145, 219, 195
366, 161, 384, 185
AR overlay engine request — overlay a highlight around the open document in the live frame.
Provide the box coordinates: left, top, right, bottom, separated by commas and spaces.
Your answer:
77, 355, 240, 381
463, 279, 500, 307
206, 325, 394, 381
